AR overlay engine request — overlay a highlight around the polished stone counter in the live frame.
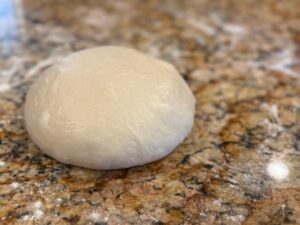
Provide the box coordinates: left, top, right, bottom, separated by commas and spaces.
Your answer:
0, 0, 299, 224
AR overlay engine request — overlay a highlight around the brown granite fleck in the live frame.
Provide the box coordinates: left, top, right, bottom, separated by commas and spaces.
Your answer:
0, 0, 300, 224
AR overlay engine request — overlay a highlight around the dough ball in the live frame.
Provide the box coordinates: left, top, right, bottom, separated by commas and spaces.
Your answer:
25, 46, 195, 170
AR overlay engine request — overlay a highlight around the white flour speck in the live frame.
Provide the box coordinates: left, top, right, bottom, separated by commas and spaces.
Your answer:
10, 182, 19, 189
250, 49, 298, 77
226, 214, 245, 223
19, 201, 44, 221
56, 198, 62, 203
268, 50, 298, 77
223, 24, 247, 36
270, 105, 279, 120
261, 104, 280, 122
0, 161, 6, 167
21, 215, 29, 221
33, 209, 44, 219
188, 19, 216, 36
83, 8, 116, 29
0, 83, 10, 92
213, 199, 222, 206
31, 201, 44, 219
90, 212, 100, 222
34, 201, 42, 209
262, 119, 283, 137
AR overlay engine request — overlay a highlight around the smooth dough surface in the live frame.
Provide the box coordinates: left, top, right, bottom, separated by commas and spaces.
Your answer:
25, 46, 195, 170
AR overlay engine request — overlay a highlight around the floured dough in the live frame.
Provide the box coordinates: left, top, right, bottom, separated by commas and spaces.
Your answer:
25, 46, 195, 170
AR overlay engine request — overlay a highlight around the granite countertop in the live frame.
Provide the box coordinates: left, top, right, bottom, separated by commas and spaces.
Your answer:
0, 0, 300, 224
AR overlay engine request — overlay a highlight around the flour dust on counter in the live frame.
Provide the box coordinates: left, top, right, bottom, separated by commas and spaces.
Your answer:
0, 0, 300, 224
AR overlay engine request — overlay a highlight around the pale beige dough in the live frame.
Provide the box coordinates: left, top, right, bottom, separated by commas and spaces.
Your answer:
25, 46, 195, 170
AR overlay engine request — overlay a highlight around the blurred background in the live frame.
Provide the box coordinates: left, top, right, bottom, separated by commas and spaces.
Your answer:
0, 0, 300, 224
1, 0, 299, 81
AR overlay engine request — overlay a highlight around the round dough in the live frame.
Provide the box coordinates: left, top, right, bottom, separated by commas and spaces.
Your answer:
25, 46, 195, 170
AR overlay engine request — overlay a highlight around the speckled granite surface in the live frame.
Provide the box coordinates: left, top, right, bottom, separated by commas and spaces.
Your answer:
0, 0, 300, 224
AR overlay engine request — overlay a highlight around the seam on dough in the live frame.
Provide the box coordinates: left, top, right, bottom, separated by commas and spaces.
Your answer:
109, 80, 147, 157
118, 118, 146, 158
